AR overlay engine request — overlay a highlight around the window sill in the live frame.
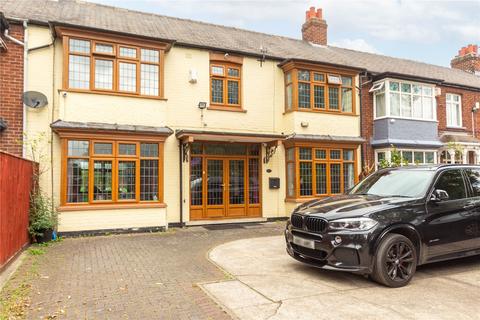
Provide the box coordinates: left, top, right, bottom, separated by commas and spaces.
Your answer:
207, 105, 246, 113
60, 89, 168, 101
59, 202, 167, 212
445, 126, 466, 131
282, 109, 358, 116
374, 116, 438, 123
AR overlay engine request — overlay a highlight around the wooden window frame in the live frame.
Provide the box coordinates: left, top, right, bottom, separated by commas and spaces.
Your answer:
285, 142, 359, 201
208, 52, 244, 111
281, 61, 358, 115
57, 27, 169, 100
188, 142, 262, 211
59, 132, 167, 210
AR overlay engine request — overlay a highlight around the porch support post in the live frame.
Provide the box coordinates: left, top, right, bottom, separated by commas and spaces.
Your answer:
448, 149, 456, 164
462, 149, 468, 164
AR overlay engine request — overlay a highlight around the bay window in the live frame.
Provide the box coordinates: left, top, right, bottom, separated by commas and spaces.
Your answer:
446, 93, 462, 127
281, 62, 356, 114
372, 79, 435, 120
59, 27, 167, 98
286, 146, 357, 198
62, 139, 164, 207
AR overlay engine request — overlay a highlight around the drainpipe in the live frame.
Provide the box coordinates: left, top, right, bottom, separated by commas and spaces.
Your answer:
22, 22, 28, 158
179, 141, 184, 227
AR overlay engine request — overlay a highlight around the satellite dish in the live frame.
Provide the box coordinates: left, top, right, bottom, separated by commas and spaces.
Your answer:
22, 91, 48, 108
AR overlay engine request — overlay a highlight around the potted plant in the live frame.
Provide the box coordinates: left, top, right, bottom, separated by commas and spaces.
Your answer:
29, 192, 58, 243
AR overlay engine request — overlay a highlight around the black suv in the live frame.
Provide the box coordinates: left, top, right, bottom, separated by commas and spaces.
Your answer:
285, 165, 480, 287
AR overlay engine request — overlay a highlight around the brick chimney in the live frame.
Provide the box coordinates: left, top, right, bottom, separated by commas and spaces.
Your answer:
451, 44, 480, 75
302, 6, 327, 46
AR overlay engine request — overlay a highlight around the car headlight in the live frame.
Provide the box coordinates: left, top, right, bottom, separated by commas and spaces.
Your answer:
328, 217, 378, 231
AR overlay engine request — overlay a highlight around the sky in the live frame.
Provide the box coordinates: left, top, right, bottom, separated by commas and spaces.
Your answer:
86, 0, 480, 67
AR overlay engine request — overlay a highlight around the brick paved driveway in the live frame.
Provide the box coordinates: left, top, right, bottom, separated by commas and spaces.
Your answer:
2, 222, 285, 319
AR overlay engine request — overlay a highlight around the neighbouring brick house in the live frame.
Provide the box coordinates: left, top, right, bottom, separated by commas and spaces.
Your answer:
0, 0, 479, 233
0, 14, 24, 156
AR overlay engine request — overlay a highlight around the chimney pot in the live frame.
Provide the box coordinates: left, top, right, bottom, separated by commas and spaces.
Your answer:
302, 6, 328, 46
451, 44, 480, 73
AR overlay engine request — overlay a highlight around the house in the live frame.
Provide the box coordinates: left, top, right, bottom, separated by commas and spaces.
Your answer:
0, 13, 25, 156
0, 0, 479, 233
362, 44, 480, 167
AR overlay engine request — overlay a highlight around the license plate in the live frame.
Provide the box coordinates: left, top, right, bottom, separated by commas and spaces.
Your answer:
293, 236, 315, 249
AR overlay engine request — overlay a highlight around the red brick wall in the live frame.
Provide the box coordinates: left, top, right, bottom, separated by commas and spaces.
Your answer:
302, 19, 327, 46
0, 23, 24, 156
437, 86, 480, 136
360, 82, 375, 168
451, 56, 480, 74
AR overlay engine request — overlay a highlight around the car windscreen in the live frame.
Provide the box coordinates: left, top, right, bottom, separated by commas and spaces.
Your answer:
350, 169, 435, 198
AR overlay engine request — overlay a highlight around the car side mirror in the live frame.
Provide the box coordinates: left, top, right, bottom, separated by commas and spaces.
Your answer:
430, 189, 449, 202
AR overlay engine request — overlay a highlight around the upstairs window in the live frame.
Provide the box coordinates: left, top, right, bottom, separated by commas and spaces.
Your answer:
372, 79, 435, 121
61, 28, 167, 99
446, 93, 462, 127
282, 63, 356, 114
210, 62, 242, 108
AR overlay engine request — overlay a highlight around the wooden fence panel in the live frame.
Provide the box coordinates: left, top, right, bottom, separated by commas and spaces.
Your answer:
0, 151, 36, 268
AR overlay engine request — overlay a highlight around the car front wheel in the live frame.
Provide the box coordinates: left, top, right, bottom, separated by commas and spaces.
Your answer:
371, 233, 417, 288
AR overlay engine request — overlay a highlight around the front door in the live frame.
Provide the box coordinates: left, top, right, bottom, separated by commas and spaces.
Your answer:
190, 143, 261, 220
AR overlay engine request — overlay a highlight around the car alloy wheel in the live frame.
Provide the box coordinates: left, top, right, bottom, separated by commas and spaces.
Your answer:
372, 233, 417, 287
385, 241, 415, 281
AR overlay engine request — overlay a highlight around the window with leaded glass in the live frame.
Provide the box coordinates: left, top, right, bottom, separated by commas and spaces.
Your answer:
210, 62, 242, 108
287, 146, 357, 198
63, 139, 163, 206
283, 66, 354, 113
64, 33, 164, 97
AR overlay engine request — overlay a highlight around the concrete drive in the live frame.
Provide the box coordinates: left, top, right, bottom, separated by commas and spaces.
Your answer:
202, 236, 480, 320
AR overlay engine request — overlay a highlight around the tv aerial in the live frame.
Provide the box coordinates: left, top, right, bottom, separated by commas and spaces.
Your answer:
22, 91, 48, 108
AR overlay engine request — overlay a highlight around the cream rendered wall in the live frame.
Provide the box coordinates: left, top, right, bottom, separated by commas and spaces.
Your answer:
24, 25, 362, 231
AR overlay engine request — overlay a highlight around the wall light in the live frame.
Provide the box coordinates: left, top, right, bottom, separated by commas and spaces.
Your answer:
198, 102, 207, 109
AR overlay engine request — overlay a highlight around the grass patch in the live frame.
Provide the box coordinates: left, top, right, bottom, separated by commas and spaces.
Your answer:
27, 248, 45, 256
0, 256, 41, 320
0, 239, 56, 319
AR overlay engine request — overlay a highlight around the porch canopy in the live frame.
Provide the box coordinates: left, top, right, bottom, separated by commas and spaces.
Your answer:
175, 129, 285, 144
51, 120, 173, 137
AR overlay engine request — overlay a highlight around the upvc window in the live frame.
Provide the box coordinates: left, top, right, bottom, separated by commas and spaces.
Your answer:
446, 93, 462, 127
63, 139, 163, 206
210, 62, 242, 108
65, 35, 164, 98
375, 148, 436, 168
373, 79, 436, 121
281, 63, 356, 114
286, 146, 357, 198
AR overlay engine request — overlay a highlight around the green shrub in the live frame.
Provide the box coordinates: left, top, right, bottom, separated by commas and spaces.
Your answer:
28, 192, 58, 238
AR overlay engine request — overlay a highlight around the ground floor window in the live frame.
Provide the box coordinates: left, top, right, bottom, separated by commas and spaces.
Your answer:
62, 138, 163, 206
285, 145, 357, 198
375, 148, 436, 168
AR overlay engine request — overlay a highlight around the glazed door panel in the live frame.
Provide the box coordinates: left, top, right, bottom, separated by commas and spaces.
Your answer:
227, 159, 247, 217
205, 159, 225, 218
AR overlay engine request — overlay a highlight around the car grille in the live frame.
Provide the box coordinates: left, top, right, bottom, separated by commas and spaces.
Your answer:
291, 214, 328, 233
305, 216, 328, 233
291, 214, 304, 229
292, 244, 328, 260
